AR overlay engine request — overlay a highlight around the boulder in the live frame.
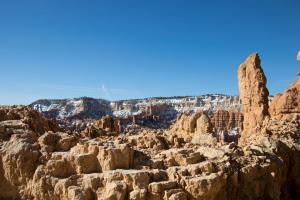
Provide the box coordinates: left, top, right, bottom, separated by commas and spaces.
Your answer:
98, 144, 134, 171
98, 181, 127, 200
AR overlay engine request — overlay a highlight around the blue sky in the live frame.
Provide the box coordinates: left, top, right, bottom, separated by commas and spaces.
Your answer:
0, 0, 299, 105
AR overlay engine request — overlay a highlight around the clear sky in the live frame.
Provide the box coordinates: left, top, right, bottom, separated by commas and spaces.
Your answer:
0, 0, 299, 105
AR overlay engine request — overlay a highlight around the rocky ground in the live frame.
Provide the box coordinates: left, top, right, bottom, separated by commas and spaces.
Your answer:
0, 53, 300, 200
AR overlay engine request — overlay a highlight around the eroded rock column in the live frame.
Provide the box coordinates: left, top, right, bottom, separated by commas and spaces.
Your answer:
238, 53, 270, 143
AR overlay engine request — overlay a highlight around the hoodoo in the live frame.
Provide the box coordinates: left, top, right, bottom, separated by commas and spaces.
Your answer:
238, 53, 270, 144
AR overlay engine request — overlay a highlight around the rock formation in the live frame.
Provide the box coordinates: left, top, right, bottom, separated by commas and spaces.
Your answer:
94, 115, 122, 133
211, 110, 243, 132
196, 113, 213, 134
170, 111, 214, 141
0, 53, 300, 200
82, 117, 121, 138
171, 110, 242, 143
269, 79, 300, 120
30, 95, 242, 132
0, 106, 60, 136
238, 53, 270, 143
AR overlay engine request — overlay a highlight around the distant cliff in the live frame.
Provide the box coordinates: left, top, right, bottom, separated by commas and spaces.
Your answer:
30, 94, 241, 120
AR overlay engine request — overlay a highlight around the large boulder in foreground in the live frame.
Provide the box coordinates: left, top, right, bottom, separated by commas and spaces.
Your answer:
238, 53, 270, 144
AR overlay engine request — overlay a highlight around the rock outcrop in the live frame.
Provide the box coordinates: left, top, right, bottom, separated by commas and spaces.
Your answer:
269, 79, 300, 120
93, 115, 122, 133
171, 110, 242, 143
238, 53, 270, 143
2, 118, 299, 200
0, 106, 60, 136
211, 110, 243, 132
196, 113, 213, 134
82, 116, 122, 138
171, 111, 214, 141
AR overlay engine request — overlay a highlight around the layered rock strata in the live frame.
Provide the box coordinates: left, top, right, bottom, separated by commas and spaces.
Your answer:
211, 110, 243, 132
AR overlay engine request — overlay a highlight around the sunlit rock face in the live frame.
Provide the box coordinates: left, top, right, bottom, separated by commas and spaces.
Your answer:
238, 53, 270, 144
269, 79, 300, 121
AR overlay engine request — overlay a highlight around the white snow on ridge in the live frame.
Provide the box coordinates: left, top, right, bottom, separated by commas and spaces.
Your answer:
111, 95, 241, 117
31, 95, 242, 120
32, 99, 85, 119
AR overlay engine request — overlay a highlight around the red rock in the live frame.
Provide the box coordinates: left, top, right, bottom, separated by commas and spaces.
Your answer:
269, 80, 300, 120
211, 110, 243, 132
238, 53, 270, 143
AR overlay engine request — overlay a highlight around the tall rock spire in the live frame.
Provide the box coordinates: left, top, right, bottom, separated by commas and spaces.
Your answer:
238, 53, 270, 144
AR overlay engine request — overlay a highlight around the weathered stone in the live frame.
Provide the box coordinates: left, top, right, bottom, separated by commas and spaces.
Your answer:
238, 53, 270, 144
148, 181, 178, 193
211, 110, 243, 132
184, 172, 226, 199
129, 189, 147, 200
74, 153, 101, 174
98, 144, 134, 171
196, 113, 213, 134
99, 181, 127, 200
269, 80, 300, 120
